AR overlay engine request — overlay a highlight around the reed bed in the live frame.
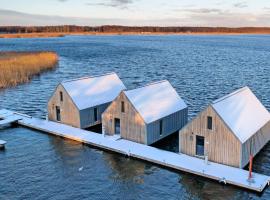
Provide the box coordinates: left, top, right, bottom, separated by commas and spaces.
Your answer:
0, 33, 65, 38
0, 51, 58, 88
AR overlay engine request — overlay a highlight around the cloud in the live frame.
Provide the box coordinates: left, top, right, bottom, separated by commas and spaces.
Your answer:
180, 8, 222, 14
233, 2, 248, 8
0, 8, 270, 27
0, 9, 130, 26
86, 0, 134, 9
58, 0, 69, 2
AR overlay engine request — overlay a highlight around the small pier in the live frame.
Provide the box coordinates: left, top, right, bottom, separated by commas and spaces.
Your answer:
0, 109, 269, 192
0, 110, 22, 127
0, 139, 6, 149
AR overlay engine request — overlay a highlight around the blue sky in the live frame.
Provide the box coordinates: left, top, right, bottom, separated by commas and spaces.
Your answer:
0, 0, 270, 26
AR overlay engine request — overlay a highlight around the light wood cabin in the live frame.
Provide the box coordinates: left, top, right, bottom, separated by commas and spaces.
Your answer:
179, 87, 270, 168
102, 80, 188, 145
48, 72, 126, 129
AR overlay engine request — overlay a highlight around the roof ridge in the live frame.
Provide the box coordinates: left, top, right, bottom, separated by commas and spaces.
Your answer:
212, 86, 249, 104
61, 72, 116, 83
124, 80, 168, 92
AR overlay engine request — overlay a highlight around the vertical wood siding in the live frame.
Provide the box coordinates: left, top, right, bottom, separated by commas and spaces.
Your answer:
102, 92, 146, 144
79, 103, 109, 129
147, 108, 188, 145
47, 84, 80, 128
179, 105, 241, 168
241, 121, 270, 168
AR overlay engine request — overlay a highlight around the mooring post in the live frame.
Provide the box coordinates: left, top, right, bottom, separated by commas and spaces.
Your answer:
249, 154, 253, 179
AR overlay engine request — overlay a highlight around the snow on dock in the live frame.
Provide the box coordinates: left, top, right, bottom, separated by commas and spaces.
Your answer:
0, 110, 22, 126
0, 109, 269, 192
0, 139, 7, 149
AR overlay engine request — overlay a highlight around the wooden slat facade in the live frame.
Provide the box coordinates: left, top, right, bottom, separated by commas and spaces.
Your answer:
241, 121, 270, 168
102, 92, 146, 144
179, 105, 242, 168
79, 103, 110, 129
147, 108, 188, 145
48, 84, 112, 129
102, 92, 188, 145
48, 84, 80, 128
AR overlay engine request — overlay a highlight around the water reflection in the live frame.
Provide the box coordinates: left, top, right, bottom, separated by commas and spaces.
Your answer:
178, 173, 241, 200
104, 153, 149, 183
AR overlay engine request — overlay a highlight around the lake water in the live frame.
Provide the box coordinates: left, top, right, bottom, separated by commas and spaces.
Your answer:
1, 35, 270, 199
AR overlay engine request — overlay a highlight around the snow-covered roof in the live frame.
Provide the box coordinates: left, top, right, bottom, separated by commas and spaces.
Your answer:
124, 80, 187, 124
212, 87, 270, 143
61, 72, 126, 110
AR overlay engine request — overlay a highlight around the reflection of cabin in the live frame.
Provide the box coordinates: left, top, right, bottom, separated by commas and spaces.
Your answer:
179, 87, 270, 168
47, 72, 126, 129
102, 80, 188, 145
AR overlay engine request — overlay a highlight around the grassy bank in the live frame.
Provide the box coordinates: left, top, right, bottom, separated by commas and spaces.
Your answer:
0, 51, 58, 89
0, 33, 65, 38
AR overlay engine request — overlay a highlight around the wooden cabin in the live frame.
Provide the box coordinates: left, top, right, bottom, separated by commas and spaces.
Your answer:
47, 72, 126, 129
102, 80, 188, 145
179, 87, 270, 168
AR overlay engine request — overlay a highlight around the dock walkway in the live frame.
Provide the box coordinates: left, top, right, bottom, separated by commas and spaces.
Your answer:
0, 109, 269, 192
0, 110, 22, 126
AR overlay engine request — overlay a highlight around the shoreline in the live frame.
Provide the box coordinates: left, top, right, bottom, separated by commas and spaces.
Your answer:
1, 32, 270, 38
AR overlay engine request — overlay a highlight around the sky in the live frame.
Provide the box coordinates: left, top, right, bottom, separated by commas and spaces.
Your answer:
0, 0, 270, 26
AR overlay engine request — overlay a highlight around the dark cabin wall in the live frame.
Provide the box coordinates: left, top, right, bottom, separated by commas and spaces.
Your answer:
241, 121, 270, 168
79, 102, 110, 129
147, 108, 188, 145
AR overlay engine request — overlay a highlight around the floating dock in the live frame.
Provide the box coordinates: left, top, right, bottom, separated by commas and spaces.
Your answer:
0, 110, 22, 126
0, 109, 269, 192
0, 139, 7, 149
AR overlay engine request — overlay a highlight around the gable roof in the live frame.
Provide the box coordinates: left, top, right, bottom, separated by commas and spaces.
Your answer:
124, 80, 187, 124
212, 86, 270, 143
61, 72, 126, 110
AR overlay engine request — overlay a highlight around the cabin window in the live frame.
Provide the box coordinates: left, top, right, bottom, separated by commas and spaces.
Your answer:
60, 91, 63, 102
160, 120, 163, 135
207, 116, 212, 130
121, 101, 125, 113
94, 107, 98, 122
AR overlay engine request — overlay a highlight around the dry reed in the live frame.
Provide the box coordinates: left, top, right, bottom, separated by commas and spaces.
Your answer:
0, 51, 58, 88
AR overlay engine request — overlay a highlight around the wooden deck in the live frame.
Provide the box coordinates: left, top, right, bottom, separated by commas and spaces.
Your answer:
0, 109, 270, 192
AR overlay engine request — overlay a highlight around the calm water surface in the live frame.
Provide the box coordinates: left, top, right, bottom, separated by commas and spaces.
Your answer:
0, 35, 270, 199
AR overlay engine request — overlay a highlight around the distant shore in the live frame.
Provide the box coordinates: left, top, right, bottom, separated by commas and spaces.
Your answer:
1, 31, 270, 38
1, 25, 270, 38
0, 51, 58, 89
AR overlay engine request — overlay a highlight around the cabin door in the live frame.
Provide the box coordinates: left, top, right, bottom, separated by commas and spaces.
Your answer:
114, 118, 120, 135
196, 135, 204, 156
56, 106, 61, 121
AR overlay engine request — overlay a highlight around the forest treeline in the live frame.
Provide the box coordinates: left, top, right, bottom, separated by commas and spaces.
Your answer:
1, 25, 270, 33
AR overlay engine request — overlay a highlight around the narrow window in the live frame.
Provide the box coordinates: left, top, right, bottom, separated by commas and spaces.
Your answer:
196, 136, 205, 156
56, 106, 61, 121
60, 91, 63, 102
94, 107, 98, 122
121, 101, 125, 113
207, 116, 212, 130
160, 120, 163, 135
